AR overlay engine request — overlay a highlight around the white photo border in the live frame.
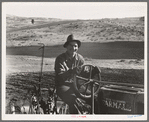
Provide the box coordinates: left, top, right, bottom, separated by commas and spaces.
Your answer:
1, 1, 148, 121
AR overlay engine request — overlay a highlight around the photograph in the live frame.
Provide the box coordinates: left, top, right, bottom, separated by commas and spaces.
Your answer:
2, 2, 147, 120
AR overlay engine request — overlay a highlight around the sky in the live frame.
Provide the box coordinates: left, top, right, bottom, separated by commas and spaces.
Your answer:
3, 2, 147, 19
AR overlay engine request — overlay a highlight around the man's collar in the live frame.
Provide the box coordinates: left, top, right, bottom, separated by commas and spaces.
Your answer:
65, 52, 78, 60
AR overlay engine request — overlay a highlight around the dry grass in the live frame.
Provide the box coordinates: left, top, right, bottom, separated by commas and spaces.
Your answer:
6, 15, 144, 47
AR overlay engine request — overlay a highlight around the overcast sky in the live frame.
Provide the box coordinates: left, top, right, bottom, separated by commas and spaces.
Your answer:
3, 2, 147, 19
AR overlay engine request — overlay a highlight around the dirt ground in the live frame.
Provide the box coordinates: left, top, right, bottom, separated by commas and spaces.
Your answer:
5, 55, 144, 114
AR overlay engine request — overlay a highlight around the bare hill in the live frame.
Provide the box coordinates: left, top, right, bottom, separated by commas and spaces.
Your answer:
6, 15, 144, 47
6, 14, 62, 31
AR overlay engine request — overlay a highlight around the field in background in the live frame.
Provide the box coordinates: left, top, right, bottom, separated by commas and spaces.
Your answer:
7, 41, 144, 59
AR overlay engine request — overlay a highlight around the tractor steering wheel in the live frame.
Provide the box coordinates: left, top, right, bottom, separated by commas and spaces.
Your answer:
73, 65, 101, 99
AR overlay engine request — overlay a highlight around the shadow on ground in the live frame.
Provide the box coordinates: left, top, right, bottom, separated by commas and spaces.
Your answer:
6, 41, 144, 59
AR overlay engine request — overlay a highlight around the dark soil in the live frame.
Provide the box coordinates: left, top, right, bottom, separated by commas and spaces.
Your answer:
6, 41, 144, 59
6, 68, 144, 113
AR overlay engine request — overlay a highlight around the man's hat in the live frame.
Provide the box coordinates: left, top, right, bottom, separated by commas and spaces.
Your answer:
63, 34, 81, 48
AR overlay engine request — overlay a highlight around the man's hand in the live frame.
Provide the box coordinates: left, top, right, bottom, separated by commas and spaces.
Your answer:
65, 66, 83, 84
70, 66, 82, 74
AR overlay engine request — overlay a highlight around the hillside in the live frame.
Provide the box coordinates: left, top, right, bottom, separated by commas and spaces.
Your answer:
6, 15, 144, 47
6, 14, 62, 31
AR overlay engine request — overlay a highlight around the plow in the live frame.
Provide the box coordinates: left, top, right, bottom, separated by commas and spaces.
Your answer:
8, 44, 144, 115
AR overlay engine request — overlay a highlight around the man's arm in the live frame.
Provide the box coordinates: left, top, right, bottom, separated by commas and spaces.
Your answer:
54, 57, 73, 82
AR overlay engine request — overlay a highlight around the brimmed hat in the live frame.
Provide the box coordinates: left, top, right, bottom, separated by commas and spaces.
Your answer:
63, 34, 81, 48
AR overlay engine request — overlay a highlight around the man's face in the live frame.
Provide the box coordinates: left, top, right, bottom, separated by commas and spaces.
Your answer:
66, 41, 78, 55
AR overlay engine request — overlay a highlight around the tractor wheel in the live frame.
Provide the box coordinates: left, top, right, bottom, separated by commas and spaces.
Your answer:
73, 65, 101, 99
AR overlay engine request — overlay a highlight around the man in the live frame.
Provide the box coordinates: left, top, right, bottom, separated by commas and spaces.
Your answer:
54, 34, 84, 114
